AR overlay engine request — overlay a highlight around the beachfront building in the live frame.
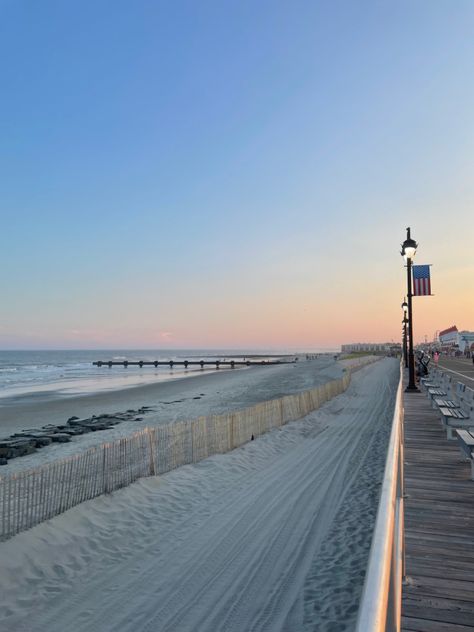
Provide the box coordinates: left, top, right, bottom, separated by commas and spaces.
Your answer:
341, 342, 400, 355
439, 325, 474, 356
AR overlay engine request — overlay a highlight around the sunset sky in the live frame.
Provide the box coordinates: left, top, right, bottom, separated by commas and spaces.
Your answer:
1, 1, 473, 350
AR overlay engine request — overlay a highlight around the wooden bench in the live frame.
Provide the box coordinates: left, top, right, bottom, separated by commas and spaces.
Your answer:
420, 367, 441, 388
421, 376, 440, 390
428, 384, 450, 406
456, 429, 474, 480
433, 382, 466, 412
439, 405, 474, 440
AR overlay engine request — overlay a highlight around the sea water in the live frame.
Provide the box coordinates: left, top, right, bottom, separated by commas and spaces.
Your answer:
0, 349, 317, 401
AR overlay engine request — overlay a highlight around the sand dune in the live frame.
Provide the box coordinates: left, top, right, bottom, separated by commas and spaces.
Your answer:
0, 358, 398, 632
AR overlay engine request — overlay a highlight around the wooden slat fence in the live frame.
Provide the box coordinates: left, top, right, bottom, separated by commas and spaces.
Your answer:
0, 358, 378, 540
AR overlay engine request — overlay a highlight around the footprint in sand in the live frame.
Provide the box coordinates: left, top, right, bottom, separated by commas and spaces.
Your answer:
77, 610, 94, 619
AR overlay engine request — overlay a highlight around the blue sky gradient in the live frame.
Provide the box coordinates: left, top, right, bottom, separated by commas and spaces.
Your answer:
1, 1, 473, 348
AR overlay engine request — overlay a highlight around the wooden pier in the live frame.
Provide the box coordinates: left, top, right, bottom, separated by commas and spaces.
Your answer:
402, 387, 474, 631
93, 359, 295, 368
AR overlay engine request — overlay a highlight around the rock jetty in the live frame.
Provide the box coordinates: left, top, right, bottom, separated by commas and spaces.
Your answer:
0, 406, 155, 465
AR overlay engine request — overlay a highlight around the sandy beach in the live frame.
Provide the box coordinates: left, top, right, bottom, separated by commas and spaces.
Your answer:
0, 358, 399, 632
1, 356, 348, 474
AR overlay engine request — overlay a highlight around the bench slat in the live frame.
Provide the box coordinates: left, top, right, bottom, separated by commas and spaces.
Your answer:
439, 407, 469, 419
428, 389, 447, 396
434, 398, 459, 409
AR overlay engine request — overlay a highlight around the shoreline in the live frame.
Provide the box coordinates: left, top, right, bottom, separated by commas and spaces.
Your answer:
0, 365, 236, 408
0, 366, 245, 435
0, 357, 344, 473
0, 350, 323, 405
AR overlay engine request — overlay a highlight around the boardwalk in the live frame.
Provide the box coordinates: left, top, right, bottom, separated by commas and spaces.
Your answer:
402, 387, 474, 631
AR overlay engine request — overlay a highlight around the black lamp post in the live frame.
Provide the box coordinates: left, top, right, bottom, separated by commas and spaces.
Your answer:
401, 299, 408, 368
401, 227, 420, 392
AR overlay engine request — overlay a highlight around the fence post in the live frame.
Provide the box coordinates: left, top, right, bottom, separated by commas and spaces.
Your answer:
102, 444, 108, 494
148, 429, 156, 476
1, 476, 6, 540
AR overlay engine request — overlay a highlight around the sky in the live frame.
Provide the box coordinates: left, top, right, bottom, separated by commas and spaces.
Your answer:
0, 0, 473, 350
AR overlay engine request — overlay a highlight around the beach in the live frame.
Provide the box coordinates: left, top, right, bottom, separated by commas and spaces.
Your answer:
1, 355, 345, 474
0, 358, 398, 632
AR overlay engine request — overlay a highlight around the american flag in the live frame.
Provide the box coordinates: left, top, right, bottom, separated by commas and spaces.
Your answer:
412, 265, 432, 296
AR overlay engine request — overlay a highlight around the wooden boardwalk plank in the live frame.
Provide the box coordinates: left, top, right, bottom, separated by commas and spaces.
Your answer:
402, 381, 474, 630
403, 615, 474, 631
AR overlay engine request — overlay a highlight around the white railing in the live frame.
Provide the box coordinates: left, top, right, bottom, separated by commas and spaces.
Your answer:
355, 362, 405, 632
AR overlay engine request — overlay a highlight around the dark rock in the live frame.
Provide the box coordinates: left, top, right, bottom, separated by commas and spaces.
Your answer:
95, 416, 120, 425
68, 416, 80, 421
0, 457, 7, 465
0, 439, 37, 458
31, 436, 53, 447
14, 434, 53, 447
49, 434, 71, 443
76, 425, 92, 434
67, 418, 93, 427
83, 422, 113, 431
58, 428, 84, 436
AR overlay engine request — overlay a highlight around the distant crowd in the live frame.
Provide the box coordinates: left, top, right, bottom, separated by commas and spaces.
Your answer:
436, 348, 473, 359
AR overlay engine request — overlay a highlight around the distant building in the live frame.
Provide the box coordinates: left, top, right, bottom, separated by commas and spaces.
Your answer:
341, 342, 400, 355
458, 332, 474, 354
439, 326, 458, 348
439, 325, 474, 355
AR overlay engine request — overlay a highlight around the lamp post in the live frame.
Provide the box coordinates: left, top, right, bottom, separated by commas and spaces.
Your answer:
402, 299, 408, 368
401, 227, 419, 392
402, 317, 409, 368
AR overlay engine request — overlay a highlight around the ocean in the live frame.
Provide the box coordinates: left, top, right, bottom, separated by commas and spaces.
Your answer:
0, 349, 329, 401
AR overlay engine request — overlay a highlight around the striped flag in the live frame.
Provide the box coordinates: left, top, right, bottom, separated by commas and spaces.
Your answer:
412, 265, 432, 296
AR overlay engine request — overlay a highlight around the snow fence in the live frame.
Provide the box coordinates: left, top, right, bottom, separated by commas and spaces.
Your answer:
0, 358, 379, 540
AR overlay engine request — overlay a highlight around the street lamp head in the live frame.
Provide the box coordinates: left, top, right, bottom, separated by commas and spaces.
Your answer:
401, 227, 418, 260
401, 237, 417, 260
